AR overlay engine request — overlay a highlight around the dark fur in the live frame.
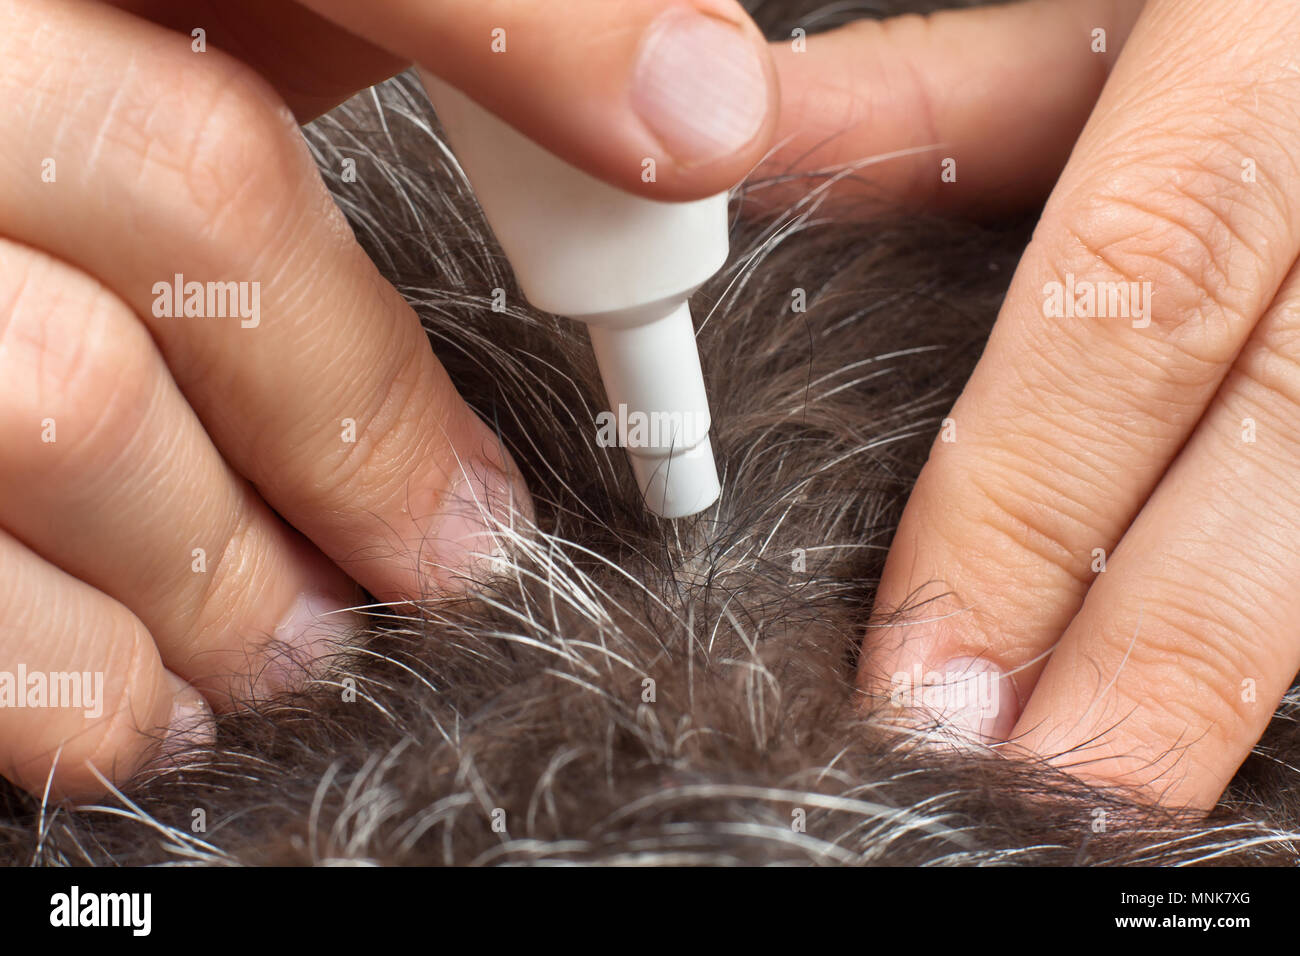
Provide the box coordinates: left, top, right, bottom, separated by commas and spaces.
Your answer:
3, 0, 1300, 866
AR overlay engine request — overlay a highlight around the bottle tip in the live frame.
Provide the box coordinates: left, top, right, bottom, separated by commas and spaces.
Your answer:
628, 437, 721, 519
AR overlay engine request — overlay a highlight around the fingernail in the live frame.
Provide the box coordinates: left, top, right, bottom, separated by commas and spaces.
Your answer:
631, 9, 770, 167
889, 657, 1018, 746
267, 592, 362, 686
159, 673, 215, 759
425, 458, 529, 592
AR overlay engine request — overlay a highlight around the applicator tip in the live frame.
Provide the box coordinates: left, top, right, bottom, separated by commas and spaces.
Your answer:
629, 437, 721, 518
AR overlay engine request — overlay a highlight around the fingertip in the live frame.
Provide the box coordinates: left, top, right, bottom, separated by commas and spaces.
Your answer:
862, 650, 1021, 761
415, 411, 534, 598
156, 671, 216, 760
625, 3, 779, 199
17, 668, 215, 801
420, 0, 777, 202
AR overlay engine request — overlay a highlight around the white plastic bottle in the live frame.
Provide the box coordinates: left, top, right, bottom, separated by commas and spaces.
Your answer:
419, 71, 727, 519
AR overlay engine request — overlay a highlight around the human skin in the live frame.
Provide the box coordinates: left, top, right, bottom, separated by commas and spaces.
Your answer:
0, 0, 778, 798
846, 0, 1300, 812
246, 0, 1300, 811
2, 0, 1292, 810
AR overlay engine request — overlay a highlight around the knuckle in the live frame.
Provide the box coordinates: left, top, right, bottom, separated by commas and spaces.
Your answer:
0, 260, 157, 474
932, 448, 1100, 598
1114, 582, 1264, 746
167, 496, 261, 664
1048, 150, 1270, 367
851, 15, 943, 205
284, 344, 441, 513
126, 52, 308, 247
181, 65, 303, 226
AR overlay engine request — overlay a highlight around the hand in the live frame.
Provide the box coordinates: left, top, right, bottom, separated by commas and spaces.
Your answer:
814, 0, 1300, 809
112, 0, 781, 199
0, 0, 781, 799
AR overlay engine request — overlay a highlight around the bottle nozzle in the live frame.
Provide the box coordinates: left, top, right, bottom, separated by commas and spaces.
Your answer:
586, 301, 719, 518
418, 70, 728, 519
627, 435, 721, 519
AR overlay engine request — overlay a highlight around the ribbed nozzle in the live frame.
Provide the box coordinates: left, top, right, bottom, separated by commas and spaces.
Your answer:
586, 302, 720, 518
627, 436, 721, 519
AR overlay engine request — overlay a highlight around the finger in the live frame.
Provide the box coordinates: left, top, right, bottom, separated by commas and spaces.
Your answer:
2, 0, 529, 604
861, 0, 1300, 735
105, 0, 406, 120
1012, 260, 1300, 809
755, 0, 1146, 217
0, 239, 358, 703
0, 528, 209, 799
291, 0, 778, 201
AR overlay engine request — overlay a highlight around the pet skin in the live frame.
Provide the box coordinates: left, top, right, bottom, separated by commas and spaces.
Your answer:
3, 0, 1300, 866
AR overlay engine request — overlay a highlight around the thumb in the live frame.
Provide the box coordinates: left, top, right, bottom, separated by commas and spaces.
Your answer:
294, 0, 778, 201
